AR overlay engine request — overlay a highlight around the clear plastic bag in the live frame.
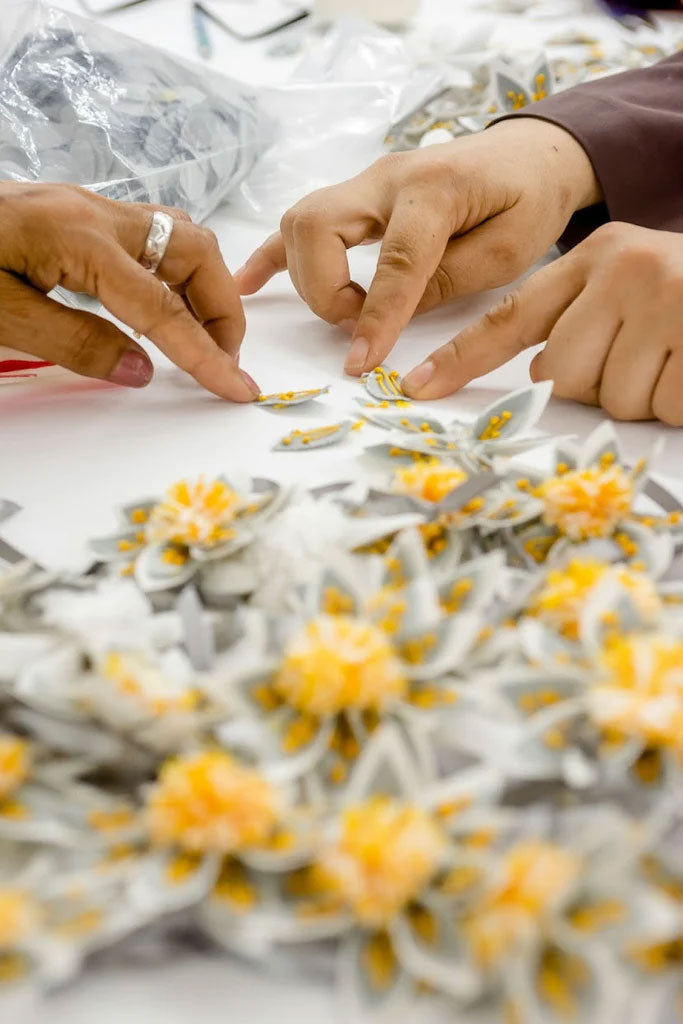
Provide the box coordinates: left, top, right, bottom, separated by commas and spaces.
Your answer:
238, 17, 444, 217
0, 0, 274, 222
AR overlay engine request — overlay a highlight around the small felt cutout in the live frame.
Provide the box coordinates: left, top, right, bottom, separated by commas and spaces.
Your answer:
257, 386, 331, 409
362, 366, 406, 402
274, 421, 353, 452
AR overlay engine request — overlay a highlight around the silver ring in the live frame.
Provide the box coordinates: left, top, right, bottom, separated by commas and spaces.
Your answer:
140, 211, 174, 273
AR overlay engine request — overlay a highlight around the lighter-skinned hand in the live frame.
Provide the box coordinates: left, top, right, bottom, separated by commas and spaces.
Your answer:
235, 118, 600, 377
403, 222, 683, 426
0, 182, 258, 400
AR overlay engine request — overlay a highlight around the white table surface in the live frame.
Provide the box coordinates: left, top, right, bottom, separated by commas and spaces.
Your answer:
4, 1, 683, 1021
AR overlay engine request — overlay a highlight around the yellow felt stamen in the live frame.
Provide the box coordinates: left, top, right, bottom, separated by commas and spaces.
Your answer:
393, 460, 467, 504
0, 890, 40, 949
363, 932, 398, 991
212, 859, 257, 912
274, 616, 407, 717
146, 751, 278, 855
529, 559, 659, 639
568, 899, 626, 933
463, 841, 580, 967
147, 477, 241, 548
316, 797, 445, 926
536, 465, 634, 540
591, 634, 683, 756
0, 736, 29, 801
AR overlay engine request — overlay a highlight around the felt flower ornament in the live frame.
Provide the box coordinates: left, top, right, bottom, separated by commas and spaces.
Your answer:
199, 727, 500, 1016
509, 422, 681, 576
362, 381, 554, 470
212, 546, 487, 794
394, 804, 678, 1024
484, 613, 683, 795
9, 638, 220, 767
117, 748, 320, 951
91, 474, 288, 597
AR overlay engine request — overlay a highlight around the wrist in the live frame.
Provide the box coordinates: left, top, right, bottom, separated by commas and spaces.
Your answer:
489, 117, 602, 212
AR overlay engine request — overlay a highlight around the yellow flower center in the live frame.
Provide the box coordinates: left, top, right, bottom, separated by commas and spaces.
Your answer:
146, 477, 240, 547
0, 736, 30, 801
463, 841, 580, 967
0, 890, 40, 950
591, 634, 683, 754
529, 559, 660, 639
537, 465, 634, 540
393, 460, 468, 504
146, 751, 278, 854
316, 796, 446, 927
100, 652, 200, 716
274, 616, 407, 717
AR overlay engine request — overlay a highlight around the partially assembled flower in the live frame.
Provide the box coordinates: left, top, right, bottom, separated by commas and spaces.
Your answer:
362, 382, 553, 470
91, 474, 286, 597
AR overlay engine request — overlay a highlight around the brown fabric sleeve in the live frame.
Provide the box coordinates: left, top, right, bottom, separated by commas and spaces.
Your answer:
493, 51, 683, 248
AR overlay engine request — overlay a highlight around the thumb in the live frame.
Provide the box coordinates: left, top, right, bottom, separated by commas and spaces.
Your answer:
0, 271, 153, 387
402, 253, 585, 400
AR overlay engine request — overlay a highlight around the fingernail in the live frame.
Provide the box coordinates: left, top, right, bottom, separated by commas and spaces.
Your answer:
403, 360, 435, 396
109, 348, 153, 388
240, 369, 261, 397
345, 336, 369, 374
338, 318, 358, 336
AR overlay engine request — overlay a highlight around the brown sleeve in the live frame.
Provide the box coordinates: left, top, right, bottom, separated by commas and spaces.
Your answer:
493, 52, 683, 248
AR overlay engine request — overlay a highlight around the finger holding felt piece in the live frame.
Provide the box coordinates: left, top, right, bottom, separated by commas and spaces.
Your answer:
345, 195, 453, 375
86, 242, 258, 402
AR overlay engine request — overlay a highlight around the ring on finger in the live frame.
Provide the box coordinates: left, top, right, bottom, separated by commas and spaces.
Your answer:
140, 211, 174, 273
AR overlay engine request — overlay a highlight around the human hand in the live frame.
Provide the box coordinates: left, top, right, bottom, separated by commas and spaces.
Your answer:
403, 222, 683, 426
235, 118, 600, 376
0, 182, 258, 400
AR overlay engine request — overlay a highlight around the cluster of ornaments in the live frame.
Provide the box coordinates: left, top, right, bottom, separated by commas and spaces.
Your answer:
0, 378, 682, 1022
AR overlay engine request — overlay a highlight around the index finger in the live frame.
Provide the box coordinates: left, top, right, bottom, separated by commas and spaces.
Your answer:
234, 232, 288, 295
345, 192, 452, 375
402, 254, 586, 400
94, 243, 259, 402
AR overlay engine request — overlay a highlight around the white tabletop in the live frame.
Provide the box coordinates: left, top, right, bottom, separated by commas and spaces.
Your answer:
6, 1, 683, 1021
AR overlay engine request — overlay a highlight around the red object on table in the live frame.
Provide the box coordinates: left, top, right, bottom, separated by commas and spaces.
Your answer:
0, 359, 52, 373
